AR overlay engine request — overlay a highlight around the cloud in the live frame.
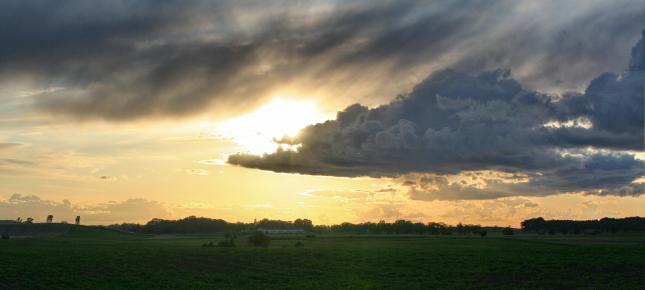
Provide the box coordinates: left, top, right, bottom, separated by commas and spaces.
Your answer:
523, 201, 539, 208
0, 157, 36, 176
186, 169, 209, 176
229, 32, 645, 199
0, 158, 34, 166
0, 143, 23, 150
1, 1, 642, 120
404, 154, 644, 200
439, 197, 542, 224
358, 204, 403, 221
0, 194, 171, 224
301, 189, 371, 201
83, 198, 172, 223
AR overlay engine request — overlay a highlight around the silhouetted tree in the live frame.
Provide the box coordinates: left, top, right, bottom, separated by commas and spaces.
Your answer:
456, 223, 465, 235
293, 218, 313, 231
256, 218, 293, 229
428, 222, 450, 235
46, 215, 53, 223
75, 216, 81, 225
502, 227, 514, 235
107, 223, 143, 232
25, 217, 33, 224
248, 231, 270, 247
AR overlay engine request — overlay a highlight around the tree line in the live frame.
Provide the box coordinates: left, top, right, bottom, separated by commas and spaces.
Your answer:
107, 216, 315, 234
107, 216, 499, 235
106, 216, 645, 235
520, 217, 645, 234
316, 221, 487, 235
11, 214, 643, 235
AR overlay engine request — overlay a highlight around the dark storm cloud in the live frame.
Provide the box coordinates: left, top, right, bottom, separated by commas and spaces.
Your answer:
229, 32, 645, 199
2, 0, 263, 119
1, 0, 642, 120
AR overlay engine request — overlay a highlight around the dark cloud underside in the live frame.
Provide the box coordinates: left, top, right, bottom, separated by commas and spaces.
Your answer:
0, 0, 642, 120
229, 31, 645, 199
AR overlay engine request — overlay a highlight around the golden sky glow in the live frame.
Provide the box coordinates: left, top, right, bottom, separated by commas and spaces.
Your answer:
216, 97, 333, 155
1, 93, 643, 226
1, 1, 643, 227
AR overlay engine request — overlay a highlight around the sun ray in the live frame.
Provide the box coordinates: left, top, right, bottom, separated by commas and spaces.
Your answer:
216, 97, 331, 154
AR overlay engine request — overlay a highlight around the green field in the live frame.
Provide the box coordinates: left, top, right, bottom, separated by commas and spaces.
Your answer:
1, 226, 644, 289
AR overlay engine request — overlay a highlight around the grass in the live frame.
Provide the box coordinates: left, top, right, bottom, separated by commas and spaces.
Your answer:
0, 227, 643, 289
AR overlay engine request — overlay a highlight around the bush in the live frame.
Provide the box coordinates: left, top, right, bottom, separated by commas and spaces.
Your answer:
479, 230, 487, 237
1, 234, 9, 240
248, 232, 270, 247
294, 241, 304, 248
217, 239, 235, 247
502, 227, 514, 235
202, 242, 214, 248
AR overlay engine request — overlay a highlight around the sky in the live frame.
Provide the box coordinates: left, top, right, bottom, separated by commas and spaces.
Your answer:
0, 0, 643, 226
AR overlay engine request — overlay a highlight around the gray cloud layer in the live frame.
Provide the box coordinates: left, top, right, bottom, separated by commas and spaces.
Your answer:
1, 0, 642, 120
229, 31, 645, 199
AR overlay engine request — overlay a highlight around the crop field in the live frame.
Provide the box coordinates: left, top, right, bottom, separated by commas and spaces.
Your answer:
0, 226, 643, 289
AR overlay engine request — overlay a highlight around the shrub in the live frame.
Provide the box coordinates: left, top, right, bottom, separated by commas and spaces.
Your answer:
248, 231, 270, 247
1, 234, 9, 240
202, 242, 214, 248
294, 241, 304, 248
217, 239, 235, 247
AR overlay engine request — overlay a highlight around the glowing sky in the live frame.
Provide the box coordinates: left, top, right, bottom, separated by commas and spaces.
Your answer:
0, 0, 643, 225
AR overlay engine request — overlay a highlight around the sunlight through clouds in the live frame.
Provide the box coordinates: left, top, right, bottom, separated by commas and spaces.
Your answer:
0, 0, 643, 229
216, 97, 332, 154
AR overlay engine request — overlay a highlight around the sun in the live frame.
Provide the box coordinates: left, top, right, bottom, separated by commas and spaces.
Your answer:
217, 97, 331, 155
